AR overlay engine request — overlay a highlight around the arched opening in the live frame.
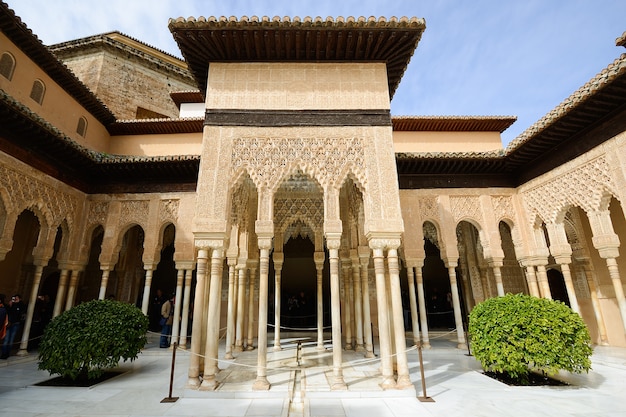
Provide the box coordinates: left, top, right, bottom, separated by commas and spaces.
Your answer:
547, 268, 570, 306
498, 221, 527, 294
78, 226, 104, 304
110, 225, 145, 304
149, 224, 177, 331
0, 210, 40, 297
422, 223, 454, 329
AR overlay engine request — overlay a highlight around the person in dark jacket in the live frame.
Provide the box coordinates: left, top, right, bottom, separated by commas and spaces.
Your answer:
1, 294, 25, 359
0, 294, 7, 343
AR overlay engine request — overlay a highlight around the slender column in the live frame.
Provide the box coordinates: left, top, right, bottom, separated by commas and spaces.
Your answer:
359, 247, 374, 358
234, 266, 246, 352
328, 240, 347, 389
200, 248, 224, 391
179, 268, 193, 349
246, 264, 257, 350
524, 265, 540, 297
18, 264, 44, 355
606, 258, 626, 334
372, 246, 394, 388
52, 269, 70, 318
387, 247, 411, 388
64, 270, 79, 311
415, 262, 430, 348
140, 267, 154, 314
447, 264, 467, 349
314, 251, 325, 350
224, 259, 237, 359
342, 261, 353, 350
253, 244, 271, 391
554, 259, 580, 314
406, 265, 420, 346
351, 251, 364, 351
273, 252, 284, 351
171, 268, 185, 346
98, 268, 111, 300
536, 264, 552, 299
490, 261, 505, 296
187, 249, 208, 388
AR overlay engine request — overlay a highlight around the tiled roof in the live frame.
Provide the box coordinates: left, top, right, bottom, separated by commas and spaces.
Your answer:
168, 15, 426, 100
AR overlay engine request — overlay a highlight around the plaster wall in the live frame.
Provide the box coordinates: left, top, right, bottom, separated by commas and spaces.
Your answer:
108, 132, 202, 156
0, 33, 111, 152
392, 131, 503, 153
205, 62, 390, 110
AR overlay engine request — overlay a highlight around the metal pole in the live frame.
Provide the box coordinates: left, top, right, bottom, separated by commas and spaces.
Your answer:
161, 342, 179, 403
417, 342, 434, 402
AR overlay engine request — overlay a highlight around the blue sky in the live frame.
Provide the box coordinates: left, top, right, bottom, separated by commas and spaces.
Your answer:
8, 0, 626, 146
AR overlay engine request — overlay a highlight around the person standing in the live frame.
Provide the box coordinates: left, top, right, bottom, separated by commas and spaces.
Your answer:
0, 294, 7, 344
159, 294, 174, 348
1, 294, 25, 359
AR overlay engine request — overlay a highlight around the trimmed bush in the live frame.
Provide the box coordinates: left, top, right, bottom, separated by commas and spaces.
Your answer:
468, 293, 592, 383
38, 299, 148, 380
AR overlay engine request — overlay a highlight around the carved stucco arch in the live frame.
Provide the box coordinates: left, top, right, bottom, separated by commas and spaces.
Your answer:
278, 215, 323, 251
78, 222, 105, 266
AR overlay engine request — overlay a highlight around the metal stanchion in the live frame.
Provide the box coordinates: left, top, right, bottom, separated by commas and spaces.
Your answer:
161, 342, 179, 403
417, 342, 434, 402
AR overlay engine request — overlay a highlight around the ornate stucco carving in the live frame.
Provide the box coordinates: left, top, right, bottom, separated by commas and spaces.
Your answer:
521, 156, 618, 223
120, 200, 150, 230
491, 195, 515, 223
418, 196, 440, 223
159, 199, 179, 223
450, 195, 481, 224
0, 163, 80, 230
231, 136, 366, 192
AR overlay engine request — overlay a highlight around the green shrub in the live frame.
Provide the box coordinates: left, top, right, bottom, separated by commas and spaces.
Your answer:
468, 293, 592, 382
38, 299, 148, 380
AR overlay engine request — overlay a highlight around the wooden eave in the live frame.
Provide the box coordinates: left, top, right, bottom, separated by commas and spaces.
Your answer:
0, 2, 115, 125
392, 116, 516, 132
108, 118, 204, 135
168, 15, 426, 100
170, 90, 204, 108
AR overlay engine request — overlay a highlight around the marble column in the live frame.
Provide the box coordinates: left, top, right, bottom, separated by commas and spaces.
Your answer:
253, 243, 271, 391
406, 265, 420, 346
328, 239, 347, 389
372, 245, 394, 388
489, 260, 505, 296
342, 260, 353, 350
64, 269, 79, 312
179, 268, 193, 349
225, 258, 237, 359
552, 256, 581, 314
187, 249, 208, 388
97, 268, 111, 301
234, 266, 246, 352
359, 246, 374, 358
273, 252, 284, 351
200, 247, 224, 391
536, 264, 552, 299
446, 264, 467, 349
140, 267, 154, 314
605, 257, 626, 334
171, 268, 185, 346
524, 265, 540, 297
351, 250, 364, 352
246, 264, 257, 350
52, 268, 70, 318
18, 264, 44, 356
387, 247, 411, 388
314, 251, 325, 350
415, 261, 430, 348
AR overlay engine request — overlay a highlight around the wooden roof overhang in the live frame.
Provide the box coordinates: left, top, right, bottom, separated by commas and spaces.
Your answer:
397, 53, 626, 189
168, 15, 426, 99
0, 89, 200, 194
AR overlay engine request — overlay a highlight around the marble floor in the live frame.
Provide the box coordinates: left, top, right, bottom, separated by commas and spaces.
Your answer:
1, 331, 625, 417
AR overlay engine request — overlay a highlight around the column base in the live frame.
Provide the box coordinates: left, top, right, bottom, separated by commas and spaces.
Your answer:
245, 345, 255, 351
16, 349, 28, 357
395, 375, 413, 389
364, 350, 375, 358
331, 377, 347, 391
199, 377, 219, 391
316, 345, 327, 351
186, 377, 201, 388
252, 377, 271, 390
273, 344, 282, 351
234, 345, 244, 353
421, 341, 431, 349
355, 344, 365, 352
457, 342, 468, 350
380, 376, 396, 390
224, 352, 234, 360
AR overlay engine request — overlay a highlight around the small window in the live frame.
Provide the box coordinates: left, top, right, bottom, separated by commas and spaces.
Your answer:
76, 116, 88, 137
29, 79, 45, 104
0, 52, 16, 80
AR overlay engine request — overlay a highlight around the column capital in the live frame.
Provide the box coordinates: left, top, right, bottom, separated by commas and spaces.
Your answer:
314, 251, 326, 264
